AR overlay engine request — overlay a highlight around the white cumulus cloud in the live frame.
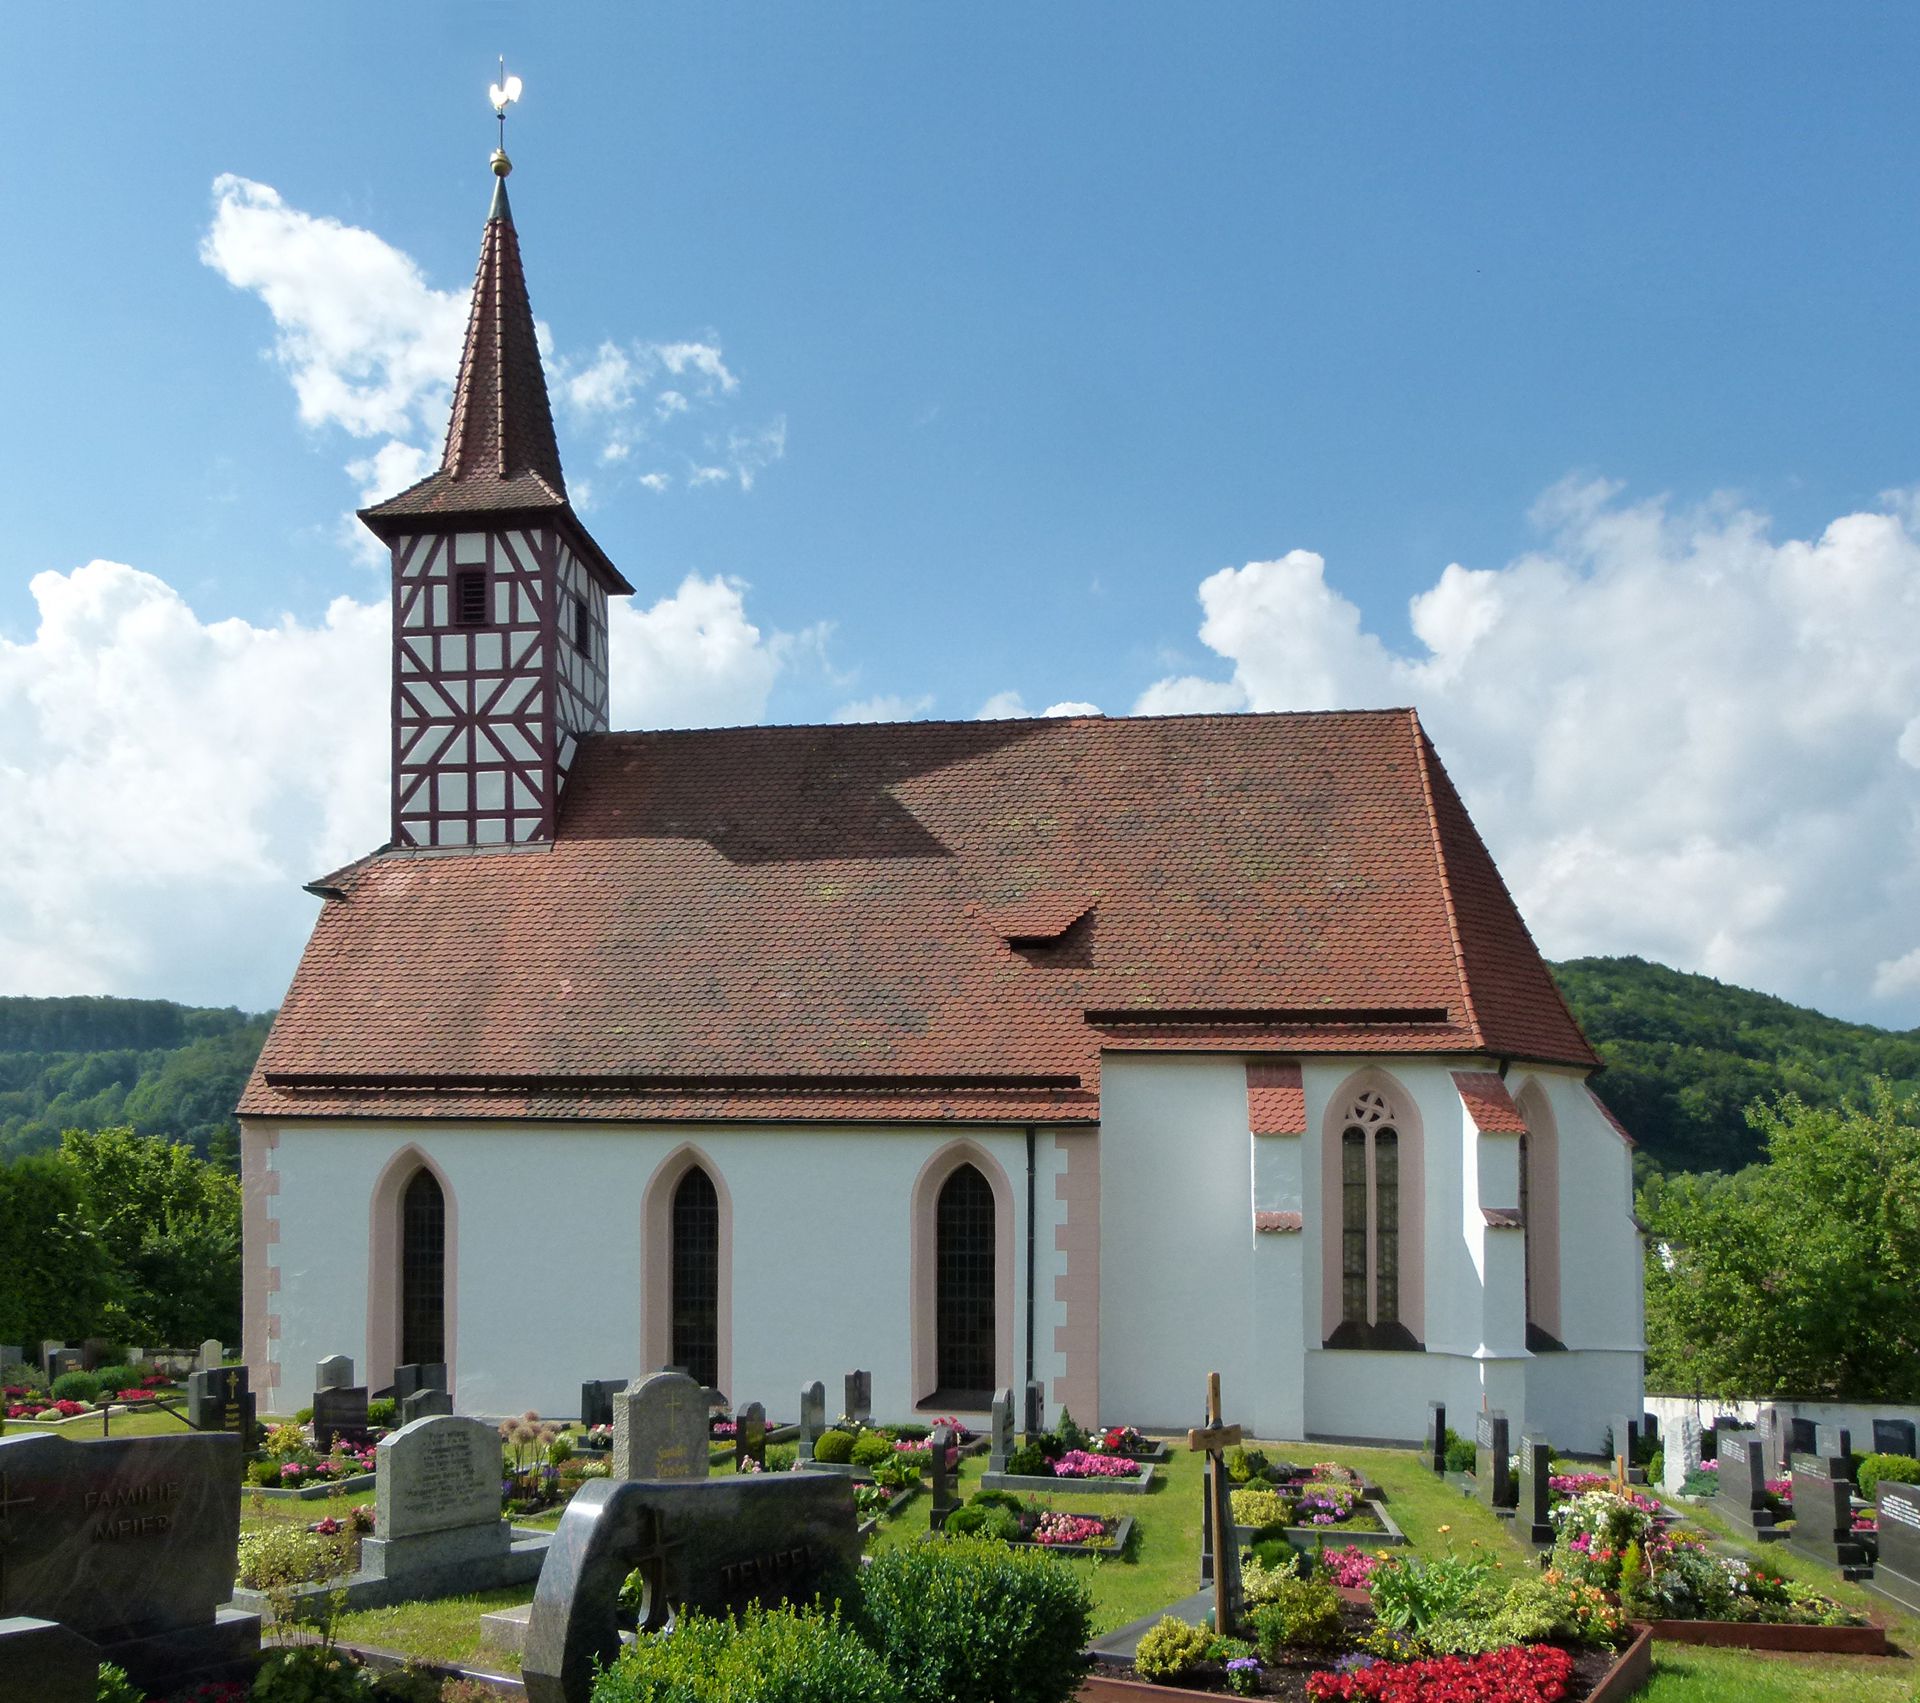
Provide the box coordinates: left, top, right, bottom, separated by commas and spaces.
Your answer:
0, 563, 814, 1007
1137, 481, 1920, 1025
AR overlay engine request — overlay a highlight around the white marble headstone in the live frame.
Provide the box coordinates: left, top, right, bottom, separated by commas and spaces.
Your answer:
1664, 1415, 1703, 1496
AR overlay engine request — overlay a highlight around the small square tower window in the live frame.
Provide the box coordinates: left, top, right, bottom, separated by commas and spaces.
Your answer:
572, 593, 591, 654
455, 569, 489, 627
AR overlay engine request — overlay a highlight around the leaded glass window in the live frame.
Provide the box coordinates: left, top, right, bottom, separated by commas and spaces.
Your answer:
671, 1167, 720, 1390
401, 1167, 445, 1367
1333, 1089, 1409, 1342
1341, 1130, 1369, 1324
936, 1163, 996, 1395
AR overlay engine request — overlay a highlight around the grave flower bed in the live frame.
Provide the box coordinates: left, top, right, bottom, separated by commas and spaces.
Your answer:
1317, 1546, 1384, 1590
3, 1397, 89, 1420
1054, 1448, 1145, 1480
943, 1488, 1128, 1551
1306, 1642, 1575, 1701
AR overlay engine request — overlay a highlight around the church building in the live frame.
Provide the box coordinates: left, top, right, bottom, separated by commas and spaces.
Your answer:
239, 154, 1644, 1448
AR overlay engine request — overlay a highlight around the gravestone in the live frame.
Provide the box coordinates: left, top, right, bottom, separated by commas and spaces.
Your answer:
1756, 1405, 1785, 1472
314, 1354, 353, 1394
0, 1430, 260, 1692
1789, 1452, 1869, 1574
579, 1379, 625, 1432
46, 1349, 81, 1381
1712, 1430, 1780, 1540
0, 1616, 98, 1703
0, 1347, 22, 1372
1874, 1419, 1918, 1459
196, 1340, 222, 1374
1872, 1482, 1920, 1613
1640, 1411, 1659, 1443
392, 1362, 448, 1402
613, 1371, 710, 1482
1816, 1424, 1854, 1474
988, 1387, 1014, 1473
1664, 1415, 1703, 1497
1474, 1411, 1514, 1511
313, 1384, 371, 1451
1425, 1401, 1448, 1475
844, 1370, 871, 1428
1516, 1434, 1555, 1545
796, 1380, 826, 1462
1787, 1416, 1818, 1458
185, 1365, 254, 1446
736, 1402, 767, 1472
39, 1341, 66, 1371
399, 1388, 454, 1425
928, 1422, 959, 1530
1024, 1380, 1045, 1438
522, 1471, 860, 1703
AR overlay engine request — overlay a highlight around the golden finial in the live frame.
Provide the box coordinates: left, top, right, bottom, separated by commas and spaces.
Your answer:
488, 56, 523, 178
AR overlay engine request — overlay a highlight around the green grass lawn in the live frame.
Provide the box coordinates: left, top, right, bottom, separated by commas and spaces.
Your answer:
331, 1587, 531, 1676
5, 1404, 197, 1439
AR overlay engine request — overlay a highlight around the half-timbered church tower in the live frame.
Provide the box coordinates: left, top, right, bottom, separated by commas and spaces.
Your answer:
241, 149, 1645, 1450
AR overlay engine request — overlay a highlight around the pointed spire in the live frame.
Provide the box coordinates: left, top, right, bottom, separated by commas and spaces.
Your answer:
359, 170, 568, 522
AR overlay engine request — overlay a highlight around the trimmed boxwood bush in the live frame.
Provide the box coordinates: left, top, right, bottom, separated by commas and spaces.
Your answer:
1133, 1616, 1212, 1682
366, 1397, 396, 1427
1443, 1428, 1477, 1475
90, 1364, 135, 1396
1004, 1442, 1047, 1478
1860, 1453, 1920, 1499
591, 1604, 901, 1703
49, 1371, 101, 1405
860, 1534, 1093, 1703
813, 1428, 856, 1464
1250, 1576, 1342, 1658
1229, 1487, 1291, 1529
850, 1430, 895, 1469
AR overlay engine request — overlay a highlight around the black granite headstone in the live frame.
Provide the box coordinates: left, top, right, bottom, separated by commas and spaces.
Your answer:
1474, 1411, 1514, 1511
185, 1366, 254, 1447
521, 1472, 860, 1703
1874, 1419, 1918, 1460
1425, 1401, 1447, 1475
1816, 1425, 1854, 1474
1516, 1434, 1555, 1545
796, 1381, 826, 1462
736, 1402, 767, 1472
579, 1380, 625, 1432
1641, 1411, 1659, 1443
391, 1362, 448, 1402
928, 1422, 958, 1530
1789, 1454, 1869, 1572
989, 1387, 1014, 1472
1873, 1482, 1920, 1612
1023, 1380, 1045, 1438
312, 1384, 369, 1451
843, 1370, 871, 1428
398, 1387, 453, 1425
1787, 1416, 1818, 1457
0, 1431, 260, 1692
1712, 1430, 1778, 1538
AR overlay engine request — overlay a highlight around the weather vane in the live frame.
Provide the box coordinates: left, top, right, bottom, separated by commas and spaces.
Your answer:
489, 57, 524, 177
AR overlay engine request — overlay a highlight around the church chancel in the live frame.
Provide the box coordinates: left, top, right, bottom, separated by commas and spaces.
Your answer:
239, 117, 1644, 1448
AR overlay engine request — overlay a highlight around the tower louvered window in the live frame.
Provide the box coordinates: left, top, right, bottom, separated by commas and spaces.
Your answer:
400, 1167, 445, 1366
936, 1163, 996, 1397
671, 1167, 720, 1390
455, 569, 489, 626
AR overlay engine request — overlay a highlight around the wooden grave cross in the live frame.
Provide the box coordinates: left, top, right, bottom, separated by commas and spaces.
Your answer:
1186, 1371, 1243, 1635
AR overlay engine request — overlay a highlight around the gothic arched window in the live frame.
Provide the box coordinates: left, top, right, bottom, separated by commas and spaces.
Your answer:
1327, 1088, 1420, 1351
400, 1167, 446, 1366
671, 1166, 721, 1390
936, 1163, 997, 1397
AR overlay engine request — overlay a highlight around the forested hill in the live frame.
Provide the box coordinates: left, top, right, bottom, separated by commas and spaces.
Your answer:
0, 995, 272, 1162
1550, 956, 1920, 1176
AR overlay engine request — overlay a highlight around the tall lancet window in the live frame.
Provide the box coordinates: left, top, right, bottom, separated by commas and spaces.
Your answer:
1328, 1088, 1420, 1350
400, 1167, 446, 1366
936, 1163, 997, 1397
671, 1167, 721, 1390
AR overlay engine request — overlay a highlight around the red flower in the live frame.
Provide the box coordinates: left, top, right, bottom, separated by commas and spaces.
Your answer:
1307, 1645, 1573, 1703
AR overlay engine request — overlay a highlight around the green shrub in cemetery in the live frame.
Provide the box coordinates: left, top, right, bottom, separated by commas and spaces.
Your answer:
1443, 1428, 1476, 1475
90, 1363, 135, 1394
869, 1452, 917, 1492
236, 1525, 349, 1590
591, 1604, 902, 1703
295, 1405, 317, 1423
1132, 1616, 1212, 1682
1004, 1442, 1047, 1477
1240, 1548, 1303, 1606
50, 1369, 101, 1404
766, 1442, 797, 1472
860, 1534, 1093, 1703
850, 1429, 895, 1469
1858, 1452, 1920, 1498
1224, 1445, 1269, 1483
812, 1427, 856, 1464
1248, 1576, 1342, 1658
367, 1397, 397, 1426
547, 1430, 576, 1466
246, 1459, 282, 1487
252, 1643, 375, 1703
1055, 1408, 1087, 1452
94, 1663, 144, 1703
887, 1422, 930, 1442
1228, 1487, 1291, 1529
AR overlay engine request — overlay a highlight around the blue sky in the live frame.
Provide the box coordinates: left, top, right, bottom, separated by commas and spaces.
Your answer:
4, 5, 1919, 1022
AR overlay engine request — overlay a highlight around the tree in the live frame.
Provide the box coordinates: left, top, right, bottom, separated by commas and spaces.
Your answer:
1642, 1079, 1920, 1400
0, 1152, 121, 1347
57, 1126, 242, 1348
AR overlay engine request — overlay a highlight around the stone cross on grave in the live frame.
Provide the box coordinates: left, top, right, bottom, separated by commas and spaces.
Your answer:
1186, 1371, 1243, 1637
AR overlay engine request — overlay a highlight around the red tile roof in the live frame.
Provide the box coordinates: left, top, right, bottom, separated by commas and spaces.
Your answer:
239, 708, 1599, 1123
1451, 1070, 1530, 1134
1246, 1062, 1306, 1135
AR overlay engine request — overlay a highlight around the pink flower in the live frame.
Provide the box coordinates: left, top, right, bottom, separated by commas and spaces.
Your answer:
1050, 1449, 1142, 1479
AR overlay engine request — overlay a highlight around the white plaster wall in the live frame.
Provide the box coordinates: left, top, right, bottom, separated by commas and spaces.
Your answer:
1521, 1351, 1645, 1455
263, 1119, 1038, 1422
1304, 1348, 1485, 1443
1097, 1055, 1255, 1432
1646, 1394, 1920, 1450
